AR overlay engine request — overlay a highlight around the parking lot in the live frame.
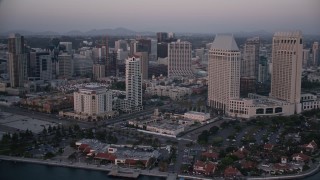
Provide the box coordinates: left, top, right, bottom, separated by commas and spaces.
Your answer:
0, 111, 57, 133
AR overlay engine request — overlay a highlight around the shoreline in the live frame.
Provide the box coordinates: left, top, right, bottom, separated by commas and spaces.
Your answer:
1, 155, 320, 180
247, 162, 320, 180
0, 155, 169, 179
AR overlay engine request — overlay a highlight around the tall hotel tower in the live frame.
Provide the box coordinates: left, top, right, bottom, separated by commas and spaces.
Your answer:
208, 34, 241, 113
270, 31, 303, 113
125, 57, 142, 111
168, 40, 193, 78
8, 33, 27, 88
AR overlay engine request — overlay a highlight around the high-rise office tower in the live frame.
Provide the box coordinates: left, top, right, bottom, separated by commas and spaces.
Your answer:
29, 52, 52, 81
59, 42, 72, 54
58, 53, 73, 79
92, 64, 106, 80
241, 37, 260, 78
270, 31, 302, 113
208, 34, 241, 113
240, 37, 260, 97
167, 40, 193, 78
136, 39, 151, 54
106, 50, 117, 77
8, 33, 27, 88
157, 42, 168, 58
125, 57, 142, 111
115, 40, 128, 51
312, 42, 319, 67
134, 52, 149, 80
258, 56, 269, 83
150, 39, 158, 61
156, 32, 168, 43
302, 49, 311, 68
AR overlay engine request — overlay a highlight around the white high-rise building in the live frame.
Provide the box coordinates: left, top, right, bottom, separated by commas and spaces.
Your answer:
208, 34, 241, 113
125, 57, 142, 111
74, 85, 112, 116
270, 31, 303, 113
168, 40, 193, 78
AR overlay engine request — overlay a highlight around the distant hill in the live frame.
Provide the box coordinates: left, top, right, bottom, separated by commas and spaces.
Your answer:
0, 27, 154, 37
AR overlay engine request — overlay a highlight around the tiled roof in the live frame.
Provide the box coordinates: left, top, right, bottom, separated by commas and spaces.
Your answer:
202, 151, 219, 159
224, 166, 242, 177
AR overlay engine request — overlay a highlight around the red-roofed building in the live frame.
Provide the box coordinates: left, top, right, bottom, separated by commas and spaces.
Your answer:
201, 151, 219, 160
94, 152, 116, 163
125, 159, 148, 167
264, 143, 274, 151
78, 144, 89, 151
193, 160, 216, 175
232, 147, 249, 159
241, 160, 256, 169
224, 166, 242, 178
83, 147, 91, 154
292, 153, 310, 162
302, 140, 318, 153
273, 163, 290, 172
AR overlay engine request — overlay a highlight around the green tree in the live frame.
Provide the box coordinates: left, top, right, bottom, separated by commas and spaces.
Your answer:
209, 126, 219, 135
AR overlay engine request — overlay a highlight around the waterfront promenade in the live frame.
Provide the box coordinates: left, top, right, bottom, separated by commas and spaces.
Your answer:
1, 155, 320, 180
0, 155, 170, 179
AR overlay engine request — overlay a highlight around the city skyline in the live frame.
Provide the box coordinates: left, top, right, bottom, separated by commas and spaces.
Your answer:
0, 0, 319, 35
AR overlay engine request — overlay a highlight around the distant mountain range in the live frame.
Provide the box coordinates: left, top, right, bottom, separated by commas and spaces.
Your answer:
0, 27, 155, 37
2, 28, 308, 38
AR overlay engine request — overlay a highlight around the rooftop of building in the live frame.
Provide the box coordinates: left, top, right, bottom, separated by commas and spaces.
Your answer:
230, 94, 291, 107
148, 121, 184, 131
211, 34, 239, 51
184, 111, 210, 115
274, 31, 302, 37
116, 149, 160, 160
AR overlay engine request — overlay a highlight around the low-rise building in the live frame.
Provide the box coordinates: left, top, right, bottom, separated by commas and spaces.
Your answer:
301, 93, 320, 111
146, 122, 184, 136
193, 160, 216, 175
20, 93, 73, 113
145, 85, 191, 100
292, 153, 310, 162
184, 111, 210, 123
301, 140, 318, 153
75, 139, 160, 168
224, 166, 242, 178
228, 93, 296, 119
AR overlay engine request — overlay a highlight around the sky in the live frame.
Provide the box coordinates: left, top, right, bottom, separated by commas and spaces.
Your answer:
0, 0, 319, 35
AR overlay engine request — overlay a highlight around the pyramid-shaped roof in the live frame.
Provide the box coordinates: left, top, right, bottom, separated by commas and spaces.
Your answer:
211, 34, 239, 51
